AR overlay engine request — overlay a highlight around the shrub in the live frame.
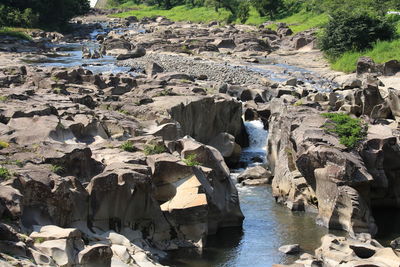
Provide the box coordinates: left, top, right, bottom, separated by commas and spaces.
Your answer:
120, 141, 136, 152
143, 144, 166, 155
0, 167, 11, 180
322, 112, 368, 149
319, 12, 395, 58
183, 154, 200, 166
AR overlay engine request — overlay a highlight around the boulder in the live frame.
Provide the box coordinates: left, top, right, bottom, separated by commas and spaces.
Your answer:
267, 99, 377, 234
387, 88, 400, 121
146, 61, 164, 78
279, 244, 300, 254
116, 46, 146, 60
237, 166, 272, 185
383, 59, 400, 76
169, 96, 248, 147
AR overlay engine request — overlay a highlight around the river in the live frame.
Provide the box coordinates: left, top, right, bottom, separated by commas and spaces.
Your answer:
33, 26, 346, 267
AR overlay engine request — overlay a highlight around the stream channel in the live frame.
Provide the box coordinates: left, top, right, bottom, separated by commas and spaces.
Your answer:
33, 24, 347, 266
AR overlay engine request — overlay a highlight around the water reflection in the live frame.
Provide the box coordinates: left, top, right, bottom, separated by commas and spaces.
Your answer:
164, 186, 335, 267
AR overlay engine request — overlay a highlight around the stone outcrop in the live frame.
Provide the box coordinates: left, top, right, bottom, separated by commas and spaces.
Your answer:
267, 99, 378, 235
169, 96, 249, 147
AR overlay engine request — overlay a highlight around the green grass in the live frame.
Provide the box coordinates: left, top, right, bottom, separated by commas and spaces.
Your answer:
0, 167, 11, 180
0, 27, 32, 40
143, 144, 166, 155
120, 141, 135, 152
277, 11, 329, 33
182, 154, 200, 166
332, 39, 400, 73
113, 4, 231, 23
113, 3, 327, 32
322, 113, 368, 149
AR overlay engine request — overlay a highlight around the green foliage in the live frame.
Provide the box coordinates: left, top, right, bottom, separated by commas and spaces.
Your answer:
0, 27, 32, 40
143, 144, 166, 155
319, 12, 396, 59
0, 0, 90, 30
113, 4, 231, 23
0, 141, 9, 149
322, 113, 368, 149
51, 164, 65, 175
237, 1, 250, 23
183, 154, 200, 166
120, 141, 136, 152
0, 167, 11, 180
251, 0, 283, 19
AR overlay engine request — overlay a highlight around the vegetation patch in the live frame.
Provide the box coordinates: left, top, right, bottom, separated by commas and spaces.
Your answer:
120, 141, 136, 152
183, 154, 200, 166
331, 39, 400, 73
0, 141, 9, 149
322, 113, 368, 149
51, 164, 65, 175
0, 167, 11, 180
144, 144, 166, 155
0, 27, 32, 40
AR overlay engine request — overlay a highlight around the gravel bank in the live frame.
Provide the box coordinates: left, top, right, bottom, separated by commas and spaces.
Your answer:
118, 53, 264, 85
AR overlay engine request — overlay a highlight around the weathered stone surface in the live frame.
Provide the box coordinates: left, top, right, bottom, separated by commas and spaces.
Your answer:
267, 99, 377, 234
279, 244, 300, 254
169, 96, 248, 147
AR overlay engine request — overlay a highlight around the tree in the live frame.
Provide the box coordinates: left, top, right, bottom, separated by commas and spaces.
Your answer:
251, 0, 283, 19
237, 1, 250, 23
319, 12, 395, 58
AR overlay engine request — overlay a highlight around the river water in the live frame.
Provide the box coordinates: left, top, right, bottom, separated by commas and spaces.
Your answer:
163, 121, 339, 267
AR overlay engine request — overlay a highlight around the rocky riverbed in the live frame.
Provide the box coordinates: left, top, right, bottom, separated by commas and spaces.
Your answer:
0, 8, 400, 267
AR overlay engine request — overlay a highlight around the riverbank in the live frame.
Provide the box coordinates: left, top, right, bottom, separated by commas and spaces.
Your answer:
0, 8, 400, 267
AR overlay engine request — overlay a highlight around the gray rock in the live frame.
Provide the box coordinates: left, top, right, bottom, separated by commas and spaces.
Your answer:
279, 244, 300, 254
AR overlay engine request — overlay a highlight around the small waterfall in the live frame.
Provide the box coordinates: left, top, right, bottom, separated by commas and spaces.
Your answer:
239, 120, 268, 168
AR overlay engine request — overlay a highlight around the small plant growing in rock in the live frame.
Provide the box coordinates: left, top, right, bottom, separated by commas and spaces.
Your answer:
120, 141, 136, 152
53, 87, 62, 94
322, 112, 368, 149
51, 76, 60, 82
0, 167, 11, 180
293, 100, 303, 107
0, 96, 8, 102
144, 144, 166, 155
51, 165, 65, 175
118, 109, 129, 115
0, 141, 9, 149
183, 154, 200, 167
34, 237, 45, 243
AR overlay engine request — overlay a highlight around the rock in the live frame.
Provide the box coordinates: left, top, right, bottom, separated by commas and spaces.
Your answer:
356, 57, 381, 75
383, 59, 400, 76
387, 88, 400, 121
0, 186, 22, 219
286, 78, 297, 86
77, 243, 113, 267
277, 27, 293, 37
86, 163, 171, 244
213, 38, 236, 49
166, 137, 245, 234
146, 61, 164, 77
209, 132, 239, 158
279, 244, 300, 254
169, 96, 249, 147
314, 234, 400, 266
116, 46, 146, 60
101, 38, 133, 52
237, 166, 272, 184
391, 237, 400, 250
268, 99, 377, 234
